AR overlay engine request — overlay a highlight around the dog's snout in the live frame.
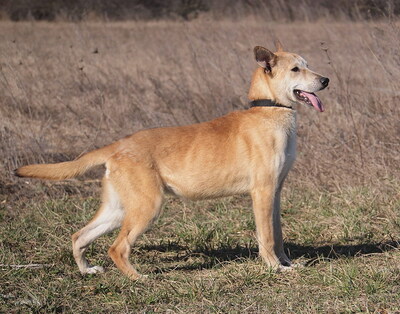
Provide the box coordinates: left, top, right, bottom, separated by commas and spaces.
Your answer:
320, 77, 329, 88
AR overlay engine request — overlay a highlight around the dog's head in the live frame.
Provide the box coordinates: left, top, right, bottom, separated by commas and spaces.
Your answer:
252, 44, 329, 112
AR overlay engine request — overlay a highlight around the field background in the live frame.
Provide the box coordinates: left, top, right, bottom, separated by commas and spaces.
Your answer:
0, 0, 399, 312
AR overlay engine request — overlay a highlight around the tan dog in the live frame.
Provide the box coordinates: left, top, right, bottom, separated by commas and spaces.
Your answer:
15, 44, 329, 280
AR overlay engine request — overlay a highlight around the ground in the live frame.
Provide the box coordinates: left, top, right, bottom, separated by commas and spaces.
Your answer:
0, 19, 399, 312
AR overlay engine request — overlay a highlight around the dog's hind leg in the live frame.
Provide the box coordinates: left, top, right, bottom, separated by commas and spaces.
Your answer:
72, 176, 124, 275
107, 158, 163, 280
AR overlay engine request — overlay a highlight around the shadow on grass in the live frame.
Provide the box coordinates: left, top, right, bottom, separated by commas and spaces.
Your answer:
285, 241, 400, 266
141, 240, 399, 273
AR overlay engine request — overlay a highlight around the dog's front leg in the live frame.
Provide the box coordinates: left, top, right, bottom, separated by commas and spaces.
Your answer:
272, 184, 291, 266
251, 186, 289, 268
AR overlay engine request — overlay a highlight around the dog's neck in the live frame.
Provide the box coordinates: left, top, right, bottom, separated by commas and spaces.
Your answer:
248, 67, 291, 108
249, 99, 292, 109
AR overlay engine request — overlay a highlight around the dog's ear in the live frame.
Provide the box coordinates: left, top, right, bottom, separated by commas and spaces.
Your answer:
274, 39, 284, 52
254, 46, 276, 73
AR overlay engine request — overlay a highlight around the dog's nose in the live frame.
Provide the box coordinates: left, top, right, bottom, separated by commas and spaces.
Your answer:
320, 77, 329, 88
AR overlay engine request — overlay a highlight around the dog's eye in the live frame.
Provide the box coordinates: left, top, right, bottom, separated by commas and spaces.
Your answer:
291, 67, 300, 72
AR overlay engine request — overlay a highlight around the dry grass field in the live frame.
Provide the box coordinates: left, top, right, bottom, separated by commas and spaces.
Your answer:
0, 16, 399, 312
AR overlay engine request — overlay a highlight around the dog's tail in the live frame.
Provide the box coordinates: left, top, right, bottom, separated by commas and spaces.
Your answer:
14, 143, 118, 180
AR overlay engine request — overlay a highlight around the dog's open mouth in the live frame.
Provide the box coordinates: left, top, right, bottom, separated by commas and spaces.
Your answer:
294, 90, 324, 112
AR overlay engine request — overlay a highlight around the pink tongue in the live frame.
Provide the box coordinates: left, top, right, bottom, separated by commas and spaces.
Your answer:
300, 91, 324, 112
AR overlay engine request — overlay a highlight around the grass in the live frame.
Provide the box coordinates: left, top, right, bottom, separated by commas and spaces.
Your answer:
0, 15, 399, 313
1, 181, 399, 312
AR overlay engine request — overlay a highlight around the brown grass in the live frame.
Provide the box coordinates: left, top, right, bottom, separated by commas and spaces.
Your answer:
0, 19, 399, 192
0, 17, 399, 312
2, 0, 398, 22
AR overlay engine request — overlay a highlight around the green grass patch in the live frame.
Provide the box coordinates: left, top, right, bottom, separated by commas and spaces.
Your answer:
1, 183, 399, 312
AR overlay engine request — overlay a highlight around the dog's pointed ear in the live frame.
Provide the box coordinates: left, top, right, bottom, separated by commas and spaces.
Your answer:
254, 46, 276, 73
274, 39, 284, 52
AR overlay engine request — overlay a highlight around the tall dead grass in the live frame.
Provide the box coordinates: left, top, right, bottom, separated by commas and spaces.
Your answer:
0, 18, 399, 193
2, 0, 398, 22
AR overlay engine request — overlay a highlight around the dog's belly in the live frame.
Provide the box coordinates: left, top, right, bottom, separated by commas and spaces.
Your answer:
161, 167, 250, 200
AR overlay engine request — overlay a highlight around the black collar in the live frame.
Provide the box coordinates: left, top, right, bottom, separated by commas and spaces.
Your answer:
249, 99, 293, 110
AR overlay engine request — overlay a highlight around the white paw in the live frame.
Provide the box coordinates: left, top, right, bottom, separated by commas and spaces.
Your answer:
83, 265, 105, 275
290, 262, 305, 269
277, 262, 304, 272
277, 265, 294, 272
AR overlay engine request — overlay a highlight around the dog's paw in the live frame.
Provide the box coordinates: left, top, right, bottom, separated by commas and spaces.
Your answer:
276, 262, 304, 273
137, 274, 149, 281
84, 265, 105, 275
126, 271, 148, 281
290, 262, 305, 269
276, 265, 294, 272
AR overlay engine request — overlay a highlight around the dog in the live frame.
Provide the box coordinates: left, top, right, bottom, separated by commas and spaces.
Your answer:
15, 43, 329, 280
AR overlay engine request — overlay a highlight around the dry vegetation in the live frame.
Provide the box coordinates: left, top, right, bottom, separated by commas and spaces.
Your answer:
0, 13, 399, 313
1, 18, 399, 190
3, 0, 398, 22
